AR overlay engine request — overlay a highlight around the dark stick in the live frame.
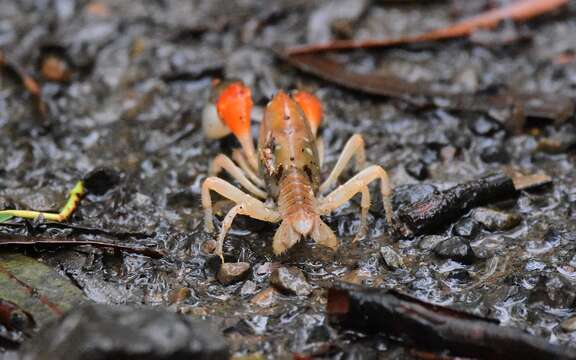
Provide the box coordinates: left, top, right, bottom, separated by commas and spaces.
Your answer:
327, 283, 576, 359
0, 234, 166, 259
278, 52, 574, 132
0, 222, 154, 240
286, 0, 569, 55
394, 173, 517, 237
0, 50, 48, 124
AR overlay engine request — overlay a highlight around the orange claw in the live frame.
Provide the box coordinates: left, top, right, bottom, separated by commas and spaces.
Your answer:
215, 81, 258, 169
216, 81, 253, 137
293, 90, 323, 136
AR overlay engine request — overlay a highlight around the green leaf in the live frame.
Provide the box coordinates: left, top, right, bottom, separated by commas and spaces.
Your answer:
0, 213, 13, 223
0, 253, 87, 328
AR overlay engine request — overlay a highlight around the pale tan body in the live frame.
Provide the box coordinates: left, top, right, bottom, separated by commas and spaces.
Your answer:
202, 91, 393, 261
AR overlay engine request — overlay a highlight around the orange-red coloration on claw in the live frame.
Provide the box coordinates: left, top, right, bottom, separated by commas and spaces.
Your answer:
292, 90, 323, 135
216, 82, 253, 137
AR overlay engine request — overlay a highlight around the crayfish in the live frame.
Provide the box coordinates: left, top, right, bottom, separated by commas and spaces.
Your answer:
202, 81, 393, 263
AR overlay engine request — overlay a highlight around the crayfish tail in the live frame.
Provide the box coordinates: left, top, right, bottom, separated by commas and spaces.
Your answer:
273, 220, 302, 255
311, 218, 339, 251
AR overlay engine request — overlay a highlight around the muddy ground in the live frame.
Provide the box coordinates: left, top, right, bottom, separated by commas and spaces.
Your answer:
1, 0, 576, 358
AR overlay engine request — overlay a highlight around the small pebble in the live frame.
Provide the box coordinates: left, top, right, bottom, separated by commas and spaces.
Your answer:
41, 55, 71, 82
405, 160, 428, 180
217, 262, 250, 285
537, 133, 576, 154
433, 236, 477, 264
418, 235, 447, 250
201, 240, 218, 254
472, 208, 521, 231
446, 129, 471, 149
240, 280, 257, 297
469, 115, 502, 136
178, 306, 209, 316
168, 287, 191, 305
270, 266, 312, 297
340, 269, 370, 285
480, 144, 510, 164
440, 145, 457, 162
255, 262, 275, 276
380, 246, 404, 270
561, 316, 576, 332
250, 288, 281, 308
446, 269, 472, 283
452, 217, 480, 238
356, 254, 381, 277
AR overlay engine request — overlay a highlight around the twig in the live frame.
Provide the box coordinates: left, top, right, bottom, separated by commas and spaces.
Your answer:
287, 0, 569, 54
0, 233, 166, 259
0, 50, 48, 122
328, 283, 576, 359
278, 51, 574, 130
394, 173, 517, 237
0, 222, 154, 240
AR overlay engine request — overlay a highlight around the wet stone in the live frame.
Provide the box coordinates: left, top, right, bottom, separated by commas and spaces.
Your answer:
20, 303, 229, 360
433, 236, 477, 264
217, 262, 251, 285
404, 160, 428, 180
270, 266, 312, 297
480, 144, 510, 164
452, 217, 481, 238
472, 208, 521, 231
380, 246, 404, 270
391, 184, 439, 210
446, 269, 472, 284
468, 115, 502, 136
418, 235, 447, 250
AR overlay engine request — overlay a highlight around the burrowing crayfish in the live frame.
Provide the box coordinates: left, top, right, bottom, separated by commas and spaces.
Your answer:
202, 80, 393, 263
